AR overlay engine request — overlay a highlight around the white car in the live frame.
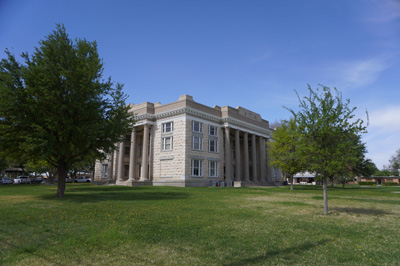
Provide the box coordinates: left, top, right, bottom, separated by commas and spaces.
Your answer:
74, 177, 91, 183
18, 176, 31, 184
13, 177, 22, 184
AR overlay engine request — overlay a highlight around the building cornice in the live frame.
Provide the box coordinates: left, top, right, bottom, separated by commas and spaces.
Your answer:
134, 107, 272, 137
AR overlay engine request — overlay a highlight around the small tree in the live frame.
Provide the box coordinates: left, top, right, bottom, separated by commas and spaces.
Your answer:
268, 118, 305, 190
288, 85, 367, 214
388, 149, 400, 175
0, 24, 133, 197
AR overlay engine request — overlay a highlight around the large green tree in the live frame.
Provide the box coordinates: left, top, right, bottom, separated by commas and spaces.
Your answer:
268, 118, 305, 190
288, 85, 367, 214
0, 24, 133, 197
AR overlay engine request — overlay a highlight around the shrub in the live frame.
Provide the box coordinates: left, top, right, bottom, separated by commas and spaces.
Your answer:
359, 182, 376, 186
382, 182, 399, 186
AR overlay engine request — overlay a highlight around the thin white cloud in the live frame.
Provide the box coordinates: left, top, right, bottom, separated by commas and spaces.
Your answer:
368, 0, 400, 23
325, 57, 391, 89
363, 105, 400, 168
249, 51, 273, 64
369, 106, 400, 129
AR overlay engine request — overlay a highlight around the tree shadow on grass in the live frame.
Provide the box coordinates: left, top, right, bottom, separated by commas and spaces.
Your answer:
39, 190, 191, 203
223, 239, 328, 266
331, 207, 391, 215
311, 196, 400, 205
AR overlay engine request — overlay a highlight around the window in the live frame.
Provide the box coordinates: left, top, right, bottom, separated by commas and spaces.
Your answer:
162, 122, 173, 133
124, 146, 130, 156
209, 161, 218, 177
192, 121, 202, 132
102, 164, 108, 178
124, 165, 129, 178
191, 159, 203, 176
209, 125, 217, 136
162, 136, 173, 150
192, 136, 203, 150
138, 141, 143, 157
209, 139, 218, 153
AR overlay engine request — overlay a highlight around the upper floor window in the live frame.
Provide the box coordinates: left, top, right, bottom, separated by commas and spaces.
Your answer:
192, 136, 203, 150
162, 136, 173, 150
209, 125, 217, 136
192, 121, 202, 133
209, 139, 218, 153
162, 122, 173, 133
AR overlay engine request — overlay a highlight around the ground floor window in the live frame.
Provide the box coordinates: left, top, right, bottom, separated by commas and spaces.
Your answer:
191, 159, 203, 177
209, 161, 218, 177
102, 164, 108, 179
124, 165, 129, 178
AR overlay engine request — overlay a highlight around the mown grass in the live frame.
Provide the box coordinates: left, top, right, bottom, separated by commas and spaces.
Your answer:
0, 184, 399, 265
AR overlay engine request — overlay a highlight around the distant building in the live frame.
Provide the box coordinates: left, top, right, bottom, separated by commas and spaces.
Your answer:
360, 176, 400, 185
292, 172, 316, 185
94, 95, 282, 187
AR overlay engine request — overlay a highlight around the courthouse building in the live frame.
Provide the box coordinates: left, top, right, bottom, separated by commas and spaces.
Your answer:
94, 95, 282, 187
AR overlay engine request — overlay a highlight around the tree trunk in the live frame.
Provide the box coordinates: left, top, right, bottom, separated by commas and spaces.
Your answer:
290, 175, 294, 191
323, 176, 328, 215
56, 164, 68, 198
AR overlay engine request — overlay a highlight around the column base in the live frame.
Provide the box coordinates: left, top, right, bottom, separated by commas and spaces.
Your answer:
116, 179, 153, 186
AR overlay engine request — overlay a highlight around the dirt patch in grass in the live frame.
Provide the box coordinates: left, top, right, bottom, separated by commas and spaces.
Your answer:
0, 195, 38, 203
330, 207, 391, 216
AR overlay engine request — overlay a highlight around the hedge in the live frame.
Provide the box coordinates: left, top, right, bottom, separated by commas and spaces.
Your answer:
359, 182, 376, 186
382, 182, 399, 186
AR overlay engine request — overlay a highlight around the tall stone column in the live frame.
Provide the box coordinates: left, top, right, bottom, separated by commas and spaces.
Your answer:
128, 128, 137, 181
243, 132, 250, 181
251, 134, 258, 182
265, 138, 273, 183
235, 129, 241, 181
224, 127, 232, 181
149, 127, 153, 180
259, 137, 266, 182
117, 140, 125, 181
140, 124, 150, 181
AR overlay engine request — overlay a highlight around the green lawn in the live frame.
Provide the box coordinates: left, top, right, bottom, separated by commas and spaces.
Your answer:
0, 184, 399, 265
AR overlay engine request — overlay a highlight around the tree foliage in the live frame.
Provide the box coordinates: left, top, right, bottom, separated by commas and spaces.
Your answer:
287, 85, 367, 214
268, 118, 305, 190
0, 24, 134, 197
388, 149, 400, 172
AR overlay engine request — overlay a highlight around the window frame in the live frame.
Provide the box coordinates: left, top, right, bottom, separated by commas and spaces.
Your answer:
162, 136, 173, 151
162, 122, 173, 133
192, 135, 203, 150
102, 164, 108, 178
209, 125, 217, 136
191, 159, 203, 177
192, 121, 202, 133
208, 161, 218, 177
208, 138, 218, 153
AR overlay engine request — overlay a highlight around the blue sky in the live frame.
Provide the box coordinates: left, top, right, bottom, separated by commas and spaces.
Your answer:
1, 0, 399, 169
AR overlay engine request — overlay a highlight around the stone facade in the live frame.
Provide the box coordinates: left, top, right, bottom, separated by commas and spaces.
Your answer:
94, 95, 282, 187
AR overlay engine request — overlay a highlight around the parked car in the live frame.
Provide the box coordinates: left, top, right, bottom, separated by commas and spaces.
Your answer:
0, 177, 13, 185
66, 177, 74, 183
13, 177, 22, 184
31, 177, 44, 184
19, 176, 31, 184
74, 176, 91, 183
